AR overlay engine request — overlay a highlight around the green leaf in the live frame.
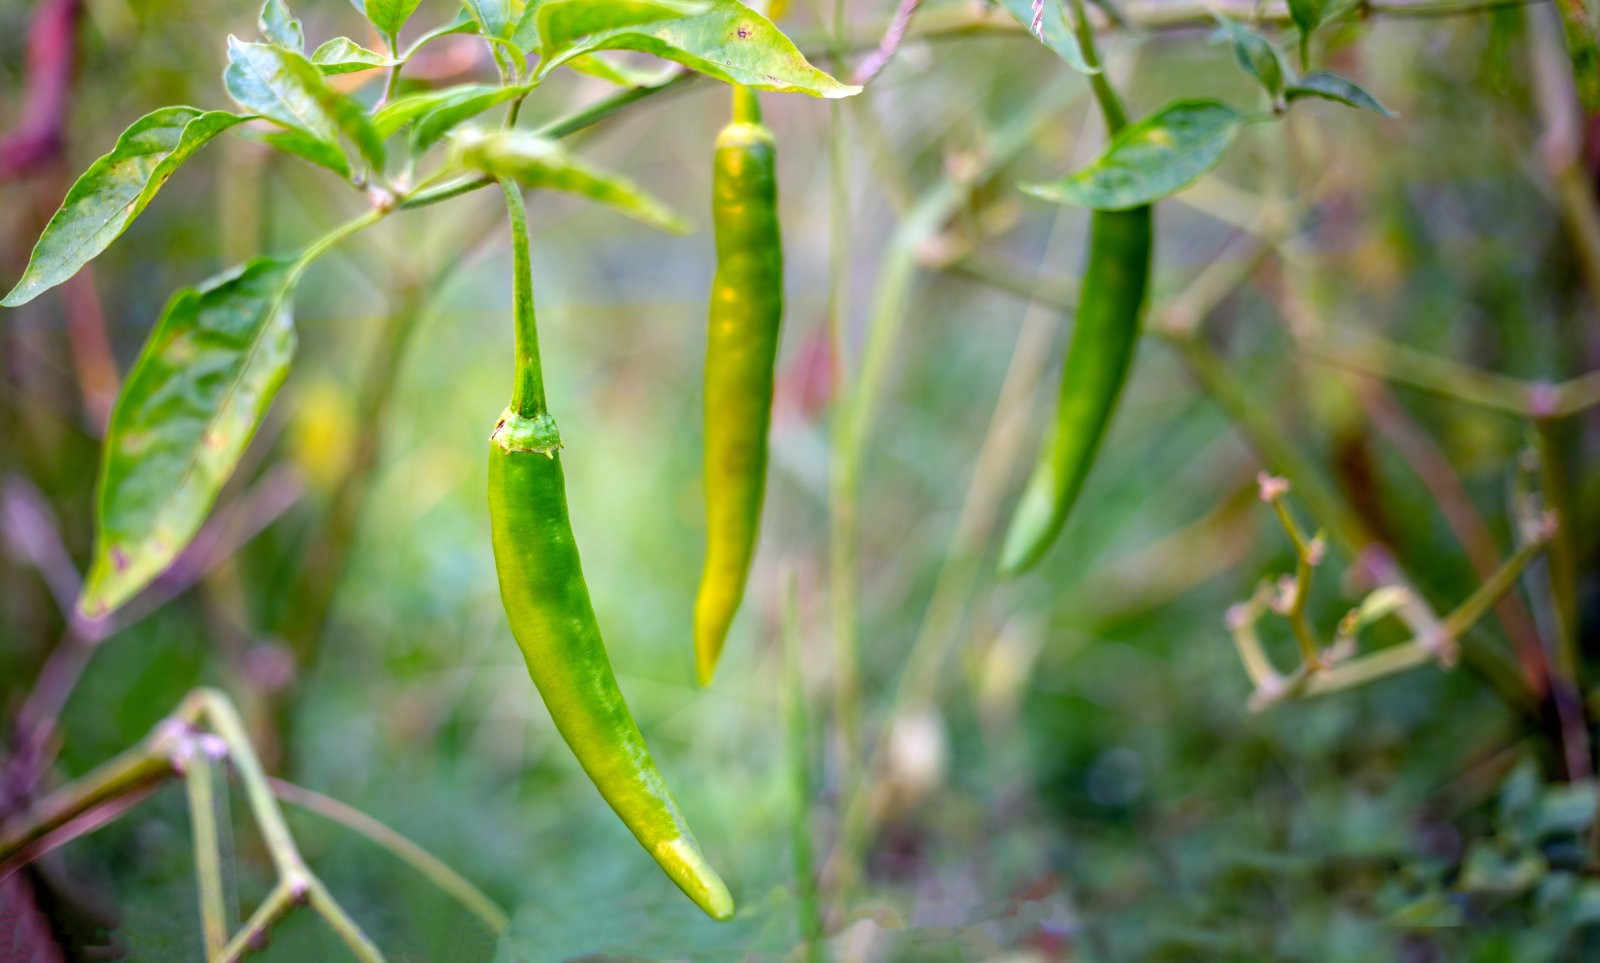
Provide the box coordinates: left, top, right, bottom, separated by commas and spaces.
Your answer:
1536, 781, 1599, 838
463, 0, 512, 38
995, 0, 1096, 74
362, 0, 424, 36
373, 83, 497, 138
1022, 99, 1242, 210
311, 37, 397, 74
2, 107, 246, 307
224, 36, 385, 172
411, 84, 531, 154
78, 258, 301, 619
537, 0, 858, 98
259, 0, 304, 50
534, 0, 708, 56
566, 53, 679, 88
1287, 0, 1325, 46
250, 127, 354, 178
1214, 16, 1285, 98
1285, 70, 1395, 116
450, 128, 688, 232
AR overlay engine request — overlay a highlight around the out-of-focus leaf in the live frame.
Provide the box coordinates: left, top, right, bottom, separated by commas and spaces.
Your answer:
533, 0, 707, 56
1535, 781, 1598, 838
224, 37, 385, 171
2, 107, 246, 307
1022, 99, 1242, 210
311, 37, 397, 74
536, 0, 858, 98
995, 0, 1095, 73
411, 84, 531, 154
361, 0, 424, 36
259, 0, 304, 50
1287, 0, 1325, 46
451, 128, 689, 232
1286, 70, 1396, 116
249, 126, 353, 178
463, 0, 511, 38
1385, 891, 1464, 928
1214, 16, 1285, 97
78, 259, 301, 619
1457, 842, 1546, 896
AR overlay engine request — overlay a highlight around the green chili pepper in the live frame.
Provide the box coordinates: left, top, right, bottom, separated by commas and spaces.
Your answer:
488, 181, 734, 921
693, 87, 783, 686
999, 204, 1152, 574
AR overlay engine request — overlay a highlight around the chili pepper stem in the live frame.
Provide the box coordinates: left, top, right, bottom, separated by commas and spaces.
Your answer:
500, 179, 547, 419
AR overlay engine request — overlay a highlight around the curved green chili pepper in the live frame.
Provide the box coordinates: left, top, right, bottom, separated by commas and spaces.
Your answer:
488, 182, 734, 921
693, 87, 783, 686
998, 204, 1152, 574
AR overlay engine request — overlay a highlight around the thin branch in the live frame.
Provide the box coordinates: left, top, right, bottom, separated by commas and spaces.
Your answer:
267, 778, 509, 934
1299, 333, 1600, 419
182, 746, 229, 960
0, 0, 83, 181
851, 0, 924, 85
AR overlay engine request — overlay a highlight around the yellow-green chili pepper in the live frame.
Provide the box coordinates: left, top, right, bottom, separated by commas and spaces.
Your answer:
488, 181, 734, 920
693, 87, 783, 686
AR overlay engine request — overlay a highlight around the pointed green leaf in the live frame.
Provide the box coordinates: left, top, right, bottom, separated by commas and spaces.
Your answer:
1285, 70, 1395, 116
1214, 16, 1285, 97
78, 258, 301, 619
259, 0, 304, 50
537, 0, 858, 98
373, 83, 498, 138
362, 0, 425, 36
311, 37, 397, 74
3, 107, 246, 307
463, 0, 512, 37
1022, 100, 1242, 210
450, 128, 688, 232
996, 0, 1096, 74
410, 84, 531, 154
224, 37, 385, 172
249, 127, 354, 178
534, 0, 708, 56
1287, 0, 1326, 43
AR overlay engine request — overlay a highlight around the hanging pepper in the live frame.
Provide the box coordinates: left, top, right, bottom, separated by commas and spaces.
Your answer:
488, 180, 734, 920
693, 86, 783, 686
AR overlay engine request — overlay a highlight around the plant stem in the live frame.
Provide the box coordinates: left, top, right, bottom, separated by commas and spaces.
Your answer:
1066, 0, 1129, 132
781, 577, 824, 963
731, 85, 761, 124
1299, 333, 1600, 418
826, 78, 1076, 887
0, 715, 183, 864
379, 31, 403, 109
184, 750, 229, 960
1534, 420, 1580, 683
499, 180, 546, 418
268, 778, 509, 934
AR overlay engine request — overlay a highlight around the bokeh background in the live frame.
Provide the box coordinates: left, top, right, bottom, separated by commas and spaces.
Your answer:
3, 0, 1600, 959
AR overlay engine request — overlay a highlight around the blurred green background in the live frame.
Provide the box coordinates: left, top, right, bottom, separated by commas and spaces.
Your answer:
3, 0, 1599, 960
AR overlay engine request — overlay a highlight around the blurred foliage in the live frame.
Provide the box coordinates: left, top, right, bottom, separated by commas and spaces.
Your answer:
2, 0, 1599, 961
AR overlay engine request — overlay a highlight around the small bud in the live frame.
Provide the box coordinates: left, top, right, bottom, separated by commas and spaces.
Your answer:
1257, 472, 1290, 502
1305, 535, 1326, 566
1270, 575, 1298, 614
1224, 603, 1253, 632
